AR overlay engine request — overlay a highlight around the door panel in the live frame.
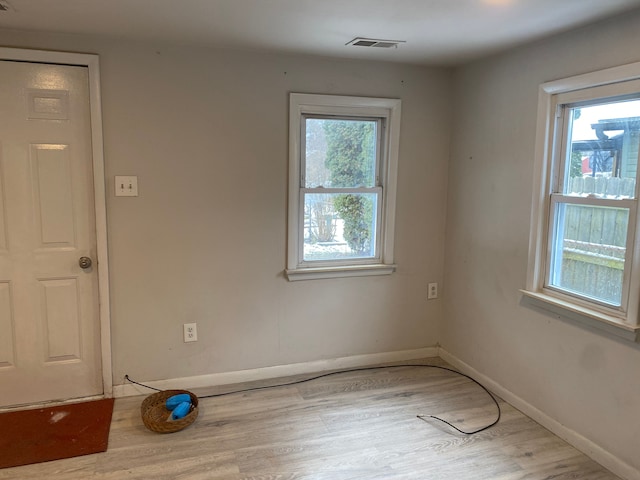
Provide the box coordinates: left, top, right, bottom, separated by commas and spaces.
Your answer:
0, 60, 102, 407
32, 144, 76, 247
40, 277, 81, 362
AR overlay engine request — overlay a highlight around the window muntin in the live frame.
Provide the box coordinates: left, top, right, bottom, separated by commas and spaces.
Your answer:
544, 96, 640, 311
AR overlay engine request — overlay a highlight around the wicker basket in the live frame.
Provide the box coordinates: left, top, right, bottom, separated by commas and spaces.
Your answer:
141, 389, 199, 433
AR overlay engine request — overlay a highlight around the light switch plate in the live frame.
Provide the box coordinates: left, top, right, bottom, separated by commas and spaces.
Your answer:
115, 176, 138, 197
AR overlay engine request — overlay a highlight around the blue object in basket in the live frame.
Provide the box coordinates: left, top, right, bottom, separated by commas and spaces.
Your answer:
166, 393, 191, 410
171, 401, 191, 420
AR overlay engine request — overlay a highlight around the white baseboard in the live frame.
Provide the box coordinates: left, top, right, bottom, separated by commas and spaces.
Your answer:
438, 348, 640, 480
113, 347, 438, 398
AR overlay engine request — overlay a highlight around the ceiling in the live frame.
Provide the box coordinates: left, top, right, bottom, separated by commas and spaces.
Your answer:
1, 0, 640, 65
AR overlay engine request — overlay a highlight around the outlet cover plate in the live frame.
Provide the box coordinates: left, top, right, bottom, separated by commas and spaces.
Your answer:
183, 323, 197, 342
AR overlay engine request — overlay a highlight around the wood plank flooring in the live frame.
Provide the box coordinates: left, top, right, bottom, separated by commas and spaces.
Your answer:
0, 358, 621, 479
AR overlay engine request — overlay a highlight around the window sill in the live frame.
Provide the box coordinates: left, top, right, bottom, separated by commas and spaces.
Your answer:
520, 290, 640, 342
285, 264, 396, 281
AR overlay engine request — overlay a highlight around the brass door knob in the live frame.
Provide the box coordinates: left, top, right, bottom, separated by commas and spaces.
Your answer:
79, 256, 93, 269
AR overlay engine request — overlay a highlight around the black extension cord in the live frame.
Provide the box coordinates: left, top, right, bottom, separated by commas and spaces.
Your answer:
125, 364, 500, 435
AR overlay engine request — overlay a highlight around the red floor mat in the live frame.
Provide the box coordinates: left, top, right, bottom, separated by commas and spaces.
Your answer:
0, 398, 115, 469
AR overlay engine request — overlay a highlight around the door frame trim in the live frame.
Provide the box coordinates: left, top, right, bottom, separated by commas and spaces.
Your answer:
0, 47, 113, 398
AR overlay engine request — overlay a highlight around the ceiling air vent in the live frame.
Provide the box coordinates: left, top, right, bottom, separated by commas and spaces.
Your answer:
347, 37, 406, 49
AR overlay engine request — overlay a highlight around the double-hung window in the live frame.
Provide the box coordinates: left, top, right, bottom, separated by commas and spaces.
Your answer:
286, 94, 401, 281
525, 62, 640, 341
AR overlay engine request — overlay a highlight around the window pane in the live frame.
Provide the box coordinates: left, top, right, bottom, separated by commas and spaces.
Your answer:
548, 203, 629, 306
564, 99, 640, 197
305, 118, 377, 188
303, 192, 378, 261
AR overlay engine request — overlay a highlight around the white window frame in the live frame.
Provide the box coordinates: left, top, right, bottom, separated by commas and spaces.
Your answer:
286, 93, 401, 281
523, 62, 640, 342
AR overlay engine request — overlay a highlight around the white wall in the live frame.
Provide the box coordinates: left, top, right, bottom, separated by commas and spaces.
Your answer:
0, 30, 450, 383
443, 10, 640, 474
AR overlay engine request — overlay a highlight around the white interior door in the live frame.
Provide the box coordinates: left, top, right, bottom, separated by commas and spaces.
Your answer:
0, 60, 102, 407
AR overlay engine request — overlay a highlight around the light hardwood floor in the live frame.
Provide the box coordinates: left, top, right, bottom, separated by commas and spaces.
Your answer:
0, 358, 621, 479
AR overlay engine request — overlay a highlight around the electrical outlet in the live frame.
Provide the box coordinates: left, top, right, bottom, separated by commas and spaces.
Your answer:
183, 323, 197, 342
115, 175, 138, 197
428, 282, 438, 299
